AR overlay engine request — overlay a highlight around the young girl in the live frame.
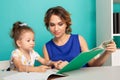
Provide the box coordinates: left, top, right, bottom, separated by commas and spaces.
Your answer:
10, 21, 56, 72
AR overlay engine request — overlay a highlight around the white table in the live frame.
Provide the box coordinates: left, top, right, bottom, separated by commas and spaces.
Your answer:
0, 66, 120, 80
55, 66, 120, 80
0, 70, 57, 80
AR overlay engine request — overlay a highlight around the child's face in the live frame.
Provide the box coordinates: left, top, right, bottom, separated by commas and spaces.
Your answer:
18, 31, 35, 52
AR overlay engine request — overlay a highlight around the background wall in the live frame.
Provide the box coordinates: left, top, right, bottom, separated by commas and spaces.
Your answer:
0, 0, 96, 60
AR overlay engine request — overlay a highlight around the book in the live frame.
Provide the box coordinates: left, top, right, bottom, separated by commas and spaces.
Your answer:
113, 13, 120, 34
114, 36, 120, 48
118, 13, 120, 33
57, 39, 113, 73
57, 48, 104, 74
113, 13, 118, 34
3, 69, 65, 80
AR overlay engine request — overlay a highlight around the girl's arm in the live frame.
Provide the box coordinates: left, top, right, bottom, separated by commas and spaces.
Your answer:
13, 57, 50, 72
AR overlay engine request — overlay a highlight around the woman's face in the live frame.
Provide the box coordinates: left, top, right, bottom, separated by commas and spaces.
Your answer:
48, 15, 67, 38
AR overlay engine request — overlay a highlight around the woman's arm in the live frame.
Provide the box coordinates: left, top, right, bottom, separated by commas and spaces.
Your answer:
43, 45, 50, 61
88, 41, 116, 66
78, 35, 89, 52
78, 35, 116, 67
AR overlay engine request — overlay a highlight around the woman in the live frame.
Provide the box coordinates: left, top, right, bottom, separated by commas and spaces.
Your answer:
43, 6, 116, 69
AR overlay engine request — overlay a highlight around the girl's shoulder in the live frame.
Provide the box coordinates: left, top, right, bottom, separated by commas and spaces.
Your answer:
31, 49, 38, 54
30, 50, 40, 57
11, 49, 22, 58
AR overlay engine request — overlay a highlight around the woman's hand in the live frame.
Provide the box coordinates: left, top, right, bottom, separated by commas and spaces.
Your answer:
54, 60, 69, 70
105, 40, 116, 53
89, 41, 117, 67
52, 60, 62, 69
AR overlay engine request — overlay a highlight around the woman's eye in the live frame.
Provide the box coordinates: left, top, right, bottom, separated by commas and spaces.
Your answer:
49, 23, 55, 26
58, 22, 63, 26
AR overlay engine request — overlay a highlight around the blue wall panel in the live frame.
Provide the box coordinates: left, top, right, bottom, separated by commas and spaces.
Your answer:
0, 0, 96, 60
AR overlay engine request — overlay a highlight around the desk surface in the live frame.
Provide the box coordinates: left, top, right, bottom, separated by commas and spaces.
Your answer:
0, 66, 120, 80
0, 69, 57, 80
55, 66, 120, 80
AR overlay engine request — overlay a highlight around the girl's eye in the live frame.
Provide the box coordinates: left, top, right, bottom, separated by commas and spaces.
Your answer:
27, 40, 30, 42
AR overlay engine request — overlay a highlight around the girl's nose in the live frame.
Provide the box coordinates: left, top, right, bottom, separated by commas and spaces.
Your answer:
31, 41, 35, 45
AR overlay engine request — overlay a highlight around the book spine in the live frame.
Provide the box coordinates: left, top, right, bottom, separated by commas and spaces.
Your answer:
118, 13, 120, 33
113, 13, 118, 34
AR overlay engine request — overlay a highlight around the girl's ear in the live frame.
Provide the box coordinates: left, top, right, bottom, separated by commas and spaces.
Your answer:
16, 40, 21, 47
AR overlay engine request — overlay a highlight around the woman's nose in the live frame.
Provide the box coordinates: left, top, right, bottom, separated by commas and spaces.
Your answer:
55, 26, 59, 31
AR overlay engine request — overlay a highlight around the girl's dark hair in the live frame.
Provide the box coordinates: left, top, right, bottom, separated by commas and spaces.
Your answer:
44, 6, 72, 34
10, 21, 34, 47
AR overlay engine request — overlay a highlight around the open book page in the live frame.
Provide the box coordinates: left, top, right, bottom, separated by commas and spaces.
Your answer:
96, 39, 113, 50
91, 39, 113, 51
3, 69, 65, 80
88, 39, 113, 58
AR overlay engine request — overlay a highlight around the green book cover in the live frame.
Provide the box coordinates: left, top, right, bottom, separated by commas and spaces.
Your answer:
57, 48, 104, 74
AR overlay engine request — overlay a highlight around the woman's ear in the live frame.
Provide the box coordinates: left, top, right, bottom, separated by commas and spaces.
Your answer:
16, 40, 21, 47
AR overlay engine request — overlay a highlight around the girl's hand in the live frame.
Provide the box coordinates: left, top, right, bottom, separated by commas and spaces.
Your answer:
37, 65, 51, 72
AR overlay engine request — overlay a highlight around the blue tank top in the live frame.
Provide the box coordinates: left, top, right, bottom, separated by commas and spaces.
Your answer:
46, 34, 81, 62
